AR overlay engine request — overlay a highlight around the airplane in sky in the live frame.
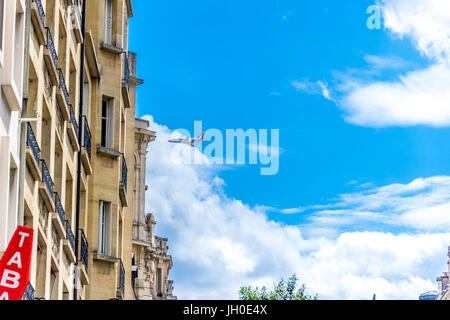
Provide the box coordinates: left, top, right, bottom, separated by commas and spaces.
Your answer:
169, 132, 205, 147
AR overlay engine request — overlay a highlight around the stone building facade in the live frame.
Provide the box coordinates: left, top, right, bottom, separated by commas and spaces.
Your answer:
0, 0, 175, 300
436, 246, 450, 300
0, 0, 27, 255
132, 118, 176, 300
24, 0, 88, 300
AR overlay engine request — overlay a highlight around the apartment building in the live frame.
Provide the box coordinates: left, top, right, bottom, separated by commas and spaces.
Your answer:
0, 0, 27, 256
82, 0, 136, 300
24, 0, 88, 300
0, 0, 175, 301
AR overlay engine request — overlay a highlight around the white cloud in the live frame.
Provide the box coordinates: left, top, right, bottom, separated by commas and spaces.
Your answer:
305, 176, 450, 233
379, 0, 450, 61
291, 79, 335, 102
144, 117, 450, 300
337, 0, 450, 127
364, 55, 409, 71
341, 62, 450, 127
292, 1, 450, 127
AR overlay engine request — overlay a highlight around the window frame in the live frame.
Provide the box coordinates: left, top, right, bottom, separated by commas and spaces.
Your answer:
104, 0, 113, 45
98, 200, 111, 255
101, 98, 113, 148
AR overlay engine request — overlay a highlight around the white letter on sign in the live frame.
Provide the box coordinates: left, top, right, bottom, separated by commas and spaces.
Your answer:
0, 292, 9, 300
0, 270, 20, 289
18, 232, 30, 248
7, 252, 22, 269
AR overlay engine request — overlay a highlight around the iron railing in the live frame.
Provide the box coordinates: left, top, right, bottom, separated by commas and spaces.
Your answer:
27, 123, 41, 165
124, 54, 130, 91
41, 160, 54, 196
32, 0, 45, 29
80, 229, 88, 272
69, 105, 78, 136
45, 28, 58, 70
59, 69, 69, 106
54, 193, 65, 226
23, 283, 35, 300
83, 116, 91, 160
65, 220, 75, 252
119, 259, 125, 297
122, 154, 128, 193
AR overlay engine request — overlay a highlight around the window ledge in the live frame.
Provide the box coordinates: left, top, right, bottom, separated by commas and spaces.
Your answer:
93, 252, 119, 264
96, 145, 121, 159
101, 42, 124, 55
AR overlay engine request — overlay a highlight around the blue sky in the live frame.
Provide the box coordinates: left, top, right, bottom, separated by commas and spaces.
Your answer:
130, 0, 450, 224
129, 0, 450, 299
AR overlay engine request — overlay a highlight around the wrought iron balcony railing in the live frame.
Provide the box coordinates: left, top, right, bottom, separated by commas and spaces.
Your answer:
122, 154, 128, 193
69, 104, 78, 136
45, 28, 58, 70
124, 54, 130, 91
32, 0, 45, 29
23, 283, 35, 301
59, 69, 69, 106
65, 220, 75, 252
119, 259, 125, 297
41, 160, 54, 196
54, 192, 65, 226
80, 229, 88, 272
27, 123, 41, 165
83, 116, 91, 160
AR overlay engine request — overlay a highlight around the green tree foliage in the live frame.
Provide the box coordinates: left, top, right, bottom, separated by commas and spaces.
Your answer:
239, 274, 318, 300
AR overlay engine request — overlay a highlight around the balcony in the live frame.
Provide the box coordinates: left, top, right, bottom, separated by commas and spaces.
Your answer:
119, 154, 128, 207
79, 229, 90, 286
122, 155, 127, 193
25, 123, 41, 181
51, 193, 66, 238
31, 0, 46, 45
121, 54, 131, 109
81, 116, 92, 175
22, 283, 35, 301
38, 160, 55, 212
67, 105, 80, 151
118, 259, 125, 299
43, 28, 58, 85
63, 220, 76, 263
56, 69, 70, 110
80, 229, 88, 272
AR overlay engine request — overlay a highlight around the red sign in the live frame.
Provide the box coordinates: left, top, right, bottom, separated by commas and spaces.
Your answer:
0, 226, 34, 300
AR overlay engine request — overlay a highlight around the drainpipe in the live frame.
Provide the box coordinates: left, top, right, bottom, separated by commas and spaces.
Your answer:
18, 0, 33, 227
74, 0, 87, 301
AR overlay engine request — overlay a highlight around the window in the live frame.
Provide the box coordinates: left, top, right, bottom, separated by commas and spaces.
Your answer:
14, 9, 24, 88
122, 3, 128, 51
98, 201, 111, 255
101, 98, 113, 148
104, 0, 113, 44
83, 82, 89, 117
156, 268, 162, 297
